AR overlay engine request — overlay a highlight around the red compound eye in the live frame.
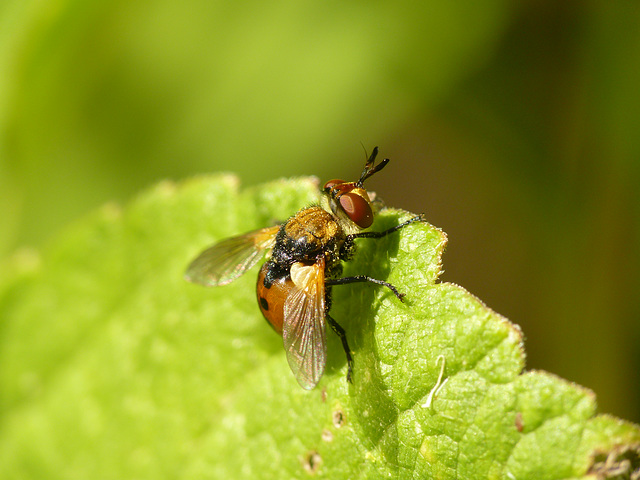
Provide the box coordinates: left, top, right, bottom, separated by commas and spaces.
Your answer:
339, 192, 373, 228
323, 179, 345, 191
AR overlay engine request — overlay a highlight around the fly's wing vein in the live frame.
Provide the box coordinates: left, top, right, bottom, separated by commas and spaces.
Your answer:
185, 226, 278, 286
283, 263, 326, 390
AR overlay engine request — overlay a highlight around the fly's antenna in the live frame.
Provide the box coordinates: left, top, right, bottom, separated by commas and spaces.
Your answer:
359, 141, 368, 159
357, 146, 389, 187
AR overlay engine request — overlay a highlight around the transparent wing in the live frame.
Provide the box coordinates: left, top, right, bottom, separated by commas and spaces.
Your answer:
185, 226, 279, 286
283, 260, 326, 390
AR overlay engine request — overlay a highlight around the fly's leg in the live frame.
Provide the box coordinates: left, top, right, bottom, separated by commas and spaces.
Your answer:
327, 214, 424, 384
347, 214, 424, 241
325, 276, 405, 302
326, 314, 353, 383
324, 276, 403, 386
340, 214, 424, 259
335, 214, 424, 297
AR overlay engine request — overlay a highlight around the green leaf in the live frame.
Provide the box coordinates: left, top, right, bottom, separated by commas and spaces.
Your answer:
1, 176, 638, 479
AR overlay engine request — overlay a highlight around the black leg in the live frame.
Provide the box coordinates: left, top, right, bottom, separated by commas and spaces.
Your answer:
325, 214, 421, 386
348, 214, 424, 240
326, 314, 353, 383
325, 275, 405, 302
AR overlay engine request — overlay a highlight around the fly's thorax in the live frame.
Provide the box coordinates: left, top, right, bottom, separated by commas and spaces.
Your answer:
272, 206, 347, 265
284, 207, 340, 242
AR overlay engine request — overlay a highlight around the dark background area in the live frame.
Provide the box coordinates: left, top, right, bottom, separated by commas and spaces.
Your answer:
1, 1, 638, 422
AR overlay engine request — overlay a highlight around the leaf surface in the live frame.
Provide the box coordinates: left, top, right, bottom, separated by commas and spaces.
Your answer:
1, 176, 638, 479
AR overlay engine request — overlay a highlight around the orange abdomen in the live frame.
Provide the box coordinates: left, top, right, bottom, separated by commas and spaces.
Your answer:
256, 264, 293, 335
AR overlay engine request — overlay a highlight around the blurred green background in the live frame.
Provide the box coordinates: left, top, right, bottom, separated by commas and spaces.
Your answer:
1, 0, 638, 423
